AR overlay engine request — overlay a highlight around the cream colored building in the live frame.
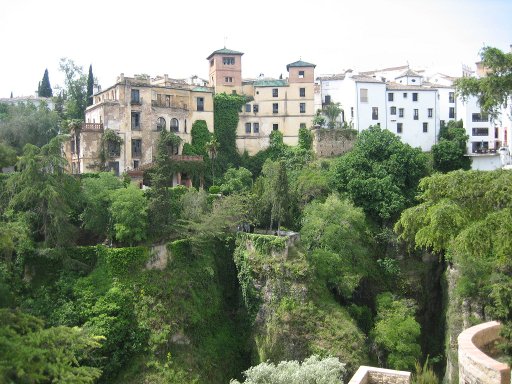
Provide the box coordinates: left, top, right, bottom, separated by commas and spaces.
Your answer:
66, 74, 214, 176
207, 48, 316, 155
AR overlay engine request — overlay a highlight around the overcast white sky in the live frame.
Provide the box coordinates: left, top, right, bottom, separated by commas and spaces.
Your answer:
1, 0, 511, 98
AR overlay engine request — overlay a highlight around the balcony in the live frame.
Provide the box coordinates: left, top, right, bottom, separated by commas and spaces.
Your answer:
151, 100, 188, 110
170, 155, 203, 162
81, 123, 104, 132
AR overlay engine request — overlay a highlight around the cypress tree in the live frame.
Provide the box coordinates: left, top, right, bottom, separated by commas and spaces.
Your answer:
39, 69, 53, 97
87, 65, 94, 106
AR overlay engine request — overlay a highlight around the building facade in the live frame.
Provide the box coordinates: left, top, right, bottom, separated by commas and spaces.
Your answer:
65, 73, 214, 178
207, 48, 316, 155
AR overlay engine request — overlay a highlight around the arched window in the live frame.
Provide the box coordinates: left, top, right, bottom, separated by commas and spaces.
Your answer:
156, 117, 166, 131
171, 118, 179, 132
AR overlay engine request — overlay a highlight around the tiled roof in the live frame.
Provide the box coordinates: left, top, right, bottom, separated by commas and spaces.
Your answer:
386, 82, 436, 91
192, 86, 213, 93
253, 79, 288, 87
206, 48, 244, 60
286, 60, 316, 71
397, 69, 422, 78
317, 74, 346, 81
360, 65, 409, 75
351, 75, 385, 83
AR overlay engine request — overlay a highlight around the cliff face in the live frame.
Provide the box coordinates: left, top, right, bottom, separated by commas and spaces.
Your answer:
233, 233, 368, 375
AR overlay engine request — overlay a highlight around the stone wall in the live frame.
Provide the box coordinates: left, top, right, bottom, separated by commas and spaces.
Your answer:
348, 366, 411, 384
458, 321, 510, 384
312, 128, 357, 157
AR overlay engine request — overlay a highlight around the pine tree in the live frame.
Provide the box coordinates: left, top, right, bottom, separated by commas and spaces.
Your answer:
39, 69, 53, 97
10, 91, 13, 99
87, 64, 94, 106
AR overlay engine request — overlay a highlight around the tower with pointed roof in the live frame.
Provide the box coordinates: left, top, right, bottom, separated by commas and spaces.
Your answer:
206, 48, 244, 94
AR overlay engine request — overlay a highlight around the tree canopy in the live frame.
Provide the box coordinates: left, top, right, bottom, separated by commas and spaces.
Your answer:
38, 69, 53, 97
330, 125, 430, 224
455, 46, 512, 116
431, 120, 471, 173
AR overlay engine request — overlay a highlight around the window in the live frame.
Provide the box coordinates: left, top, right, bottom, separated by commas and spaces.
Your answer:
272, 88, 278, 97
156, 117, 166, 131
132, 139, 142, 158
360, 88, 368, 103
414, 109, 419, 120
449, 92, 455, 103
107, 161, 120, 176
300, 103, 306, 113
273, 103, 278, 113
253, 104, 259, 113
165, 95, 171, 107
428, 108, 433, 118
423, 122, 428, 133
403, 92, 407, 98
300, 123, 306, 129
253, 123, 259, 133
412, 93, 418, 102
245, 122, 251, 134
472, 127, 489, 136
273, 123, 279, 131
131, 89, 140, 104
472, 113, 489, 122
210, 59, 214, 67
245, 104, 251, 112
225, 77, 233, 83
223, 57, 235, 65
399, 108, 404, 117
388, 93, 394, 101
170, 118, 179, 132
299, 70, 304, 78
107, 140, 120, 157
131, 112, 141, 130
133, 160, 139, 169
325, 95, 331, 104
397, 123, 403, 134
372, 107, 378, 120
197, 97, 204, 111
390, 106, 396, 115
300, 88, 306, 97
351, 107, 354, 118
449, 107, 455, 119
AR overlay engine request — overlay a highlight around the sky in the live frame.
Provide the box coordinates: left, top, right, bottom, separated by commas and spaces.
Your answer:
1, 0, 511, 98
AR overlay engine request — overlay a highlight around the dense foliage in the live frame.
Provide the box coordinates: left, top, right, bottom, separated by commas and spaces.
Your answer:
330, 125, 430, 224
431, 120, 471, 173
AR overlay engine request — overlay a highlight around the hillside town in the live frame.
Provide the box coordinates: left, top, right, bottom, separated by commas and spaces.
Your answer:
44, 46, 511, 181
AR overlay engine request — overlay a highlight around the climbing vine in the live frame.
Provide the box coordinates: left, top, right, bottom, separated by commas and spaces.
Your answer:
99, 129, 124, 169
213, 93, 246, 170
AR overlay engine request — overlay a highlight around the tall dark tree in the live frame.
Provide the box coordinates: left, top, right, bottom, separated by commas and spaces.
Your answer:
39, 69, 53, 97
87, 64, 94, 106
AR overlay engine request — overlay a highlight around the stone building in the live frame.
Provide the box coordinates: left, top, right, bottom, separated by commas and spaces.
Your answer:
65, 73, 214, 182
207, 48, 316, 155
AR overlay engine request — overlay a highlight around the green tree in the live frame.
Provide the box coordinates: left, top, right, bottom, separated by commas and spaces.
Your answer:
205, 137, 219, 185
218, 167, 253, 195
0, 142, 16, 170
0, 101, 59, 150
372, 292, 421, 371
80, 172, 123, 238
110, 184, 148, 245
330, 125, 430, 224
395, 170, 512, 360
59, 58, 88, 120
432, 120, 471, 172
266, 160, 289, 232
301, 194, 373, 299
0, 309, 102, 383
38, 68, 53, 97
298, 126, 313, 150
5, 136, 79, 246
455, 46, 512, 116
324, 102, 342, 128
230, 355, 346, 384
87, 64, 94, 107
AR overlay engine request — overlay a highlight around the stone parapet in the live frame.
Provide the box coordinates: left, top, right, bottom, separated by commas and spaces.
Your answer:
348, 366, 411, 384
458, 321, 510, 384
